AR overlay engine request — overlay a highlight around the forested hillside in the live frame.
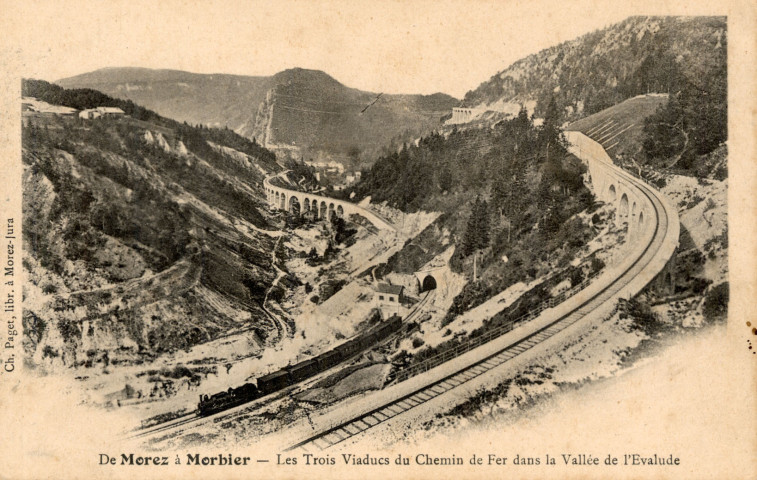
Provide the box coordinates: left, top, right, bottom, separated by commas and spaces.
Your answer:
463, 16, 726, 178
353, 104, 595, 319
464, 16, 725, 117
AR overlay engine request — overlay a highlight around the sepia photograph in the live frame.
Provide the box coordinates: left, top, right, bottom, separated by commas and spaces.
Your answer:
1, 1, 755, 479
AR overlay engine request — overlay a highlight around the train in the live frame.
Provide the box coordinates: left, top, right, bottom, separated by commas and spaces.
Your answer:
197, 315, 403, 417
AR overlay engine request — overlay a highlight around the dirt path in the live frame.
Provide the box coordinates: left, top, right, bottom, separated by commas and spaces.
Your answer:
262, 236, 292, 344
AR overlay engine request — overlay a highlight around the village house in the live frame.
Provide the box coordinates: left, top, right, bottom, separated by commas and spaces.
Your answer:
373, 283, 404, 319
79, 106, 126, 119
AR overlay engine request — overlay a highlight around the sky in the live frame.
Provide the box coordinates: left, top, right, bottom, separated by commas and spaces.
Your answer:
4, 0, 727, 98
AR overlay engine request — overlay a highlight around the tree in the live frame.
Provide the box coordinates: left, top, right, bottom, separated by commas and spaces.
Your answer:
461, 197, 490, 256
539, 96, 569, 171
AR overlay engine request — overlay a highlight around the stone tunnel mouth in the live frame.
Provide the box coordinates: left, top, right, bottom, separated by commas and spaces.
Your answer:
421, 275, 437, 292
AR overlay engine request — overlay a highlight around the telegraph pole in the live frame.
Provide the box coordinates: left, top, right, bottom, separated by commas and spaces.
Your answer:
473, 250, 479, 283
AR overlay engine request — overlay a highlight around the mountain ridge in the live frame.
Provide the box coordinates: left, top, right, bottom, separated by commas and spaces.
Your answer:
461, 16, 725, 121
58, 67, 458, 163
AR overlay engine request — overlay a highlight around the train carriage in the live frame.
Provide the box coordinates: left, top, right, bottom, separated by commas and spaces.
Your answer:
317, 350, 342, 371
257, 370, 290, 395
287, 359, 318, 383
336, 337, 362, 358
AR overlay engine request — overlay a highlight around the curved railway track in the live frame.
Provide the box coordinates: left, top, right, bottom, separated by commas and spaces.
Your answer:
286, 153, 673, 452
132, 136, 676, 449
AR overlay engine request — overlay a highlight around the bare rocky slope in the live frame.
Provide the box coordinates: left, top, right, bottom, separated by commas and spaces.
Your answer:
22, 81, 288, 370
57, 67, 458, 163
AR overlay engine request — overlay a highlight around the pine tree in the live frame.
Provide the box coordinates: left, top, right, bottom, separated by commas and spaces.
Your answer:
476, 198, 490, 249
461, 197, 491, 256
540, 96, 564, 166
461, 198, 479, 256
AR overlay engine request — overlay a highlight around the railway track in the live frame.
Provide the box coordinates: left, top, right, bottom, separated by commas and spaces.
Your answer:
405, 290, 435, 323
128, 412, 199, 439
129, 290, 437, 442
286, 167, 671, 452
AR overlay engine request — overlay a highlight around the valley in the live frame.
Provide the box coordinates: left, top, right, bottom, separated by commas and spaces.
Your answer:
19, 14, 728, 453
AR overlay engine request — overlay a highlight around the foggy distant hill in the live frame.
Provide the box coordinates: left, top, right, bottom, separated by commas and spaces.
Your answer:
58, 67, 458, 163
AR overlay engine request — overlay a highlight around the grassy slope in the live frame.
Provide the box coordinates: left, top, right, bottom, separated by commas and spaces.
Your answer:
566, 94, 668, 158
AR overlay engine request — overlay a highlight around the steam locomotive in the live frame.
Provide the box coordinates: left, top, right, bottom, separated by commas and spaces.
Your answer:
197, 315, 403, 416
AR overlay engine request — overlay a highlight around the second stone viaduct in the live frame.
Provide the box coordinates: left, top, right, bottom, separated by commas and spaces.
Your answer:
263, 175, 395, 231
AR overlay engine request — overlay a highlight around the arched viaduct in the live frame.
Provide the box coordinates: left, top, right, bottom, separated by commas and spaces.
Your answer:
565, 131, 650, 240
564, 130, 679, 295
263, 176, 395, 231
449, 107, 482, 124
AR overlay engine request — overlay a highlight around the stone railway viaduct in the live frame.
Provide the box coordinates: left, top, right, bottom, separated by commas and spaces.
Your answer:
564, 130, 678, 295
263, 175, 395, 231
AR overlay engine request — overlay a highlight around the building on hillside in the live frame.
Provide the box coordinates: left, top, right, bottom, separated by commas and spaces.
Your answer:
79, 109, 99, 119
79, 106, 126, 119
99, 106, 126, 116
373, 283, 405, 319
345, 172, 361, 184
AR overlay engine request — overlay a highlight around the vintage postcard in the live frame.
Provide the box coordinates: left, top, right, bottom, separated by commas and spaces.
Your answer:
1, 0, 755, 478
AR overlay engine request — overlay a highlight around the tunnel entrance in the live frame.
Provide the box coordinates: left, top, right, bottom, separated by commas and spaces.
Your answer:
421, 275, 437, 292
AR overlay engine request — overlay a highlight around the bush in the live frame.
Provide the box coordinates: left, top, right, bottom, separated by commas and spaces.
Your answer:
318, 279, 346, 303
702, 282, 728, 321
653, 177, 667, 189
58, 319, 81, 343
42, 345, 59, 358
689, 277, 711, 295
590, 256, 605, 275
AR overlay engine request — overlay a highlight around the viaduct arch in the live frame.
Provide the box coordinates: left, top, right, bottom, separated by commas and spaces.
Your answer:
264, 175, 395, 231
449, 107, 483, 124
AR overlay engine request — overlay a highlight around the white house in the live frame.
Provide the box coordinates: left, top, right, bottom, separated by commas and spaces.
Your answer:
79, 106, 126, 119
373, 283, 404, 319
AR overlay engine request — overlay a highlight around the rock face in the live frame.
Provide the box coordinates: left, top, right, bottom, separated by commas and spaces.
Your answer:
58, 67, 458, 163
461, 16, 726, 120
